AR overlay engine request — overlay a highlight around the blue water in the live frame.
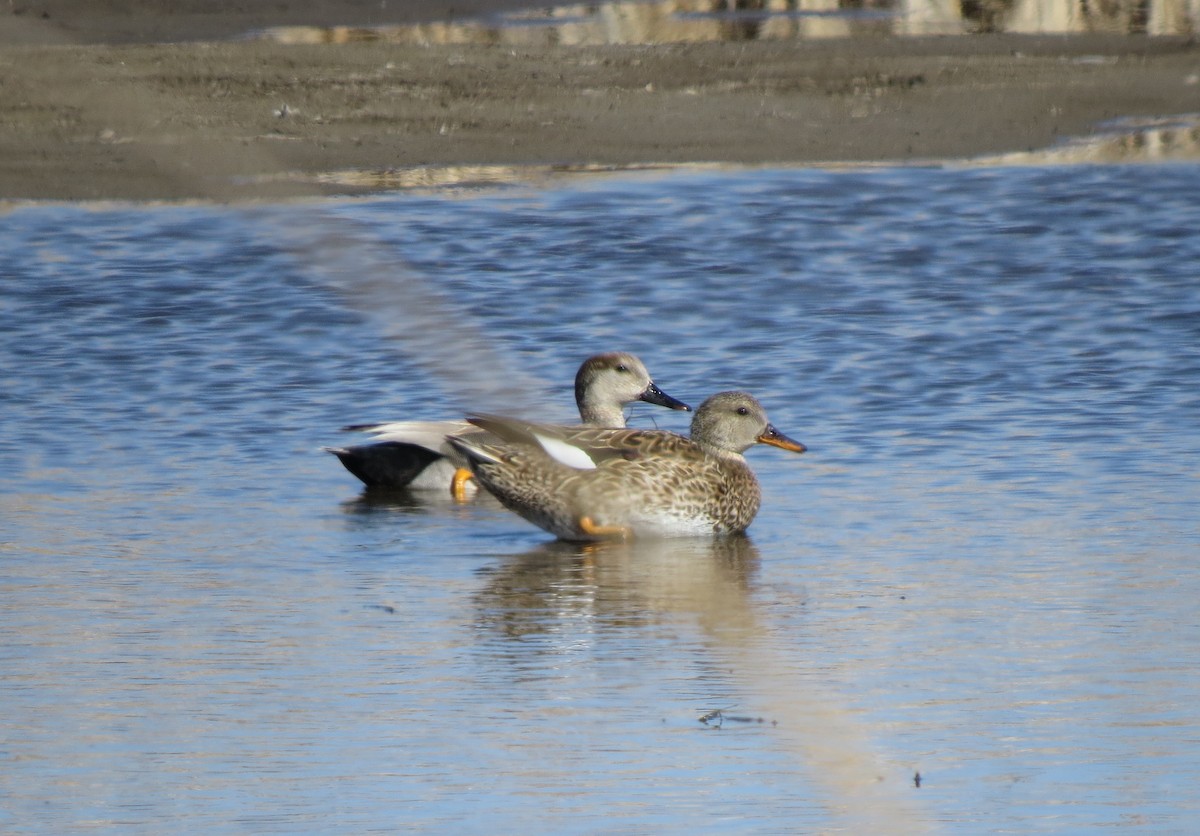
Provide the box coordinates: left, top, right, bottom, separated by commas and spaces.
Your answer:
2, 164, 1199, 833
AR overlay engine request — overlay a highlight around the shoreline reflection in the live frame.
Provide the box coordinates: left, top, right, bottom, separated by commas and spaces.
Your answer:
251, 117, 1200, 195
255, 0, 1199, 47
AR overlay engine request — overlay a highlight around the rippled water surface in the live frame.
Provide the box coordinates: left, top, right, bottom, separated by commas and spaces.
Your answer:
3, 164, 1199, 833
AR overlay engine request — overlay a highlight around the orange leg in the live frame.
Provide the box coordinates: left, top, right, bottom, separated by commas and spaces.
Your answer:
450, 468, 475, 502
579, 516, 631, 540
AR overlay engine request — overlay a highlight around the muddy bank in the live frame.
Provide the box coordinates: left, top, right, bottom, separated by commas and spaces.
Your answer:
2, 2, 1198, 201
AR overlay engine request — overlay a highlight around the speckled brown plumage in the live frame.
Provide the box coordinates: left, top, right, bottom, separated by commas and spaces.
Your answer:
448, 391, 806, 540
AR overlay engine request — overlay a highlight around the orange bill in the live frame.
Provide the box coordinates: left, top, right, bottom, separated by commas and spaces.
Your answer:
756, 424, 806, 453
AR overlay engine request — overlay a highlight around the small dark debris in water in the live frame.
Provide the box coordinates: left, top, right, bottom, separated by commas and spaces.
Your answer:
914, 771, 922, 788
698, 708, 773, 729
369, 604, 397, 614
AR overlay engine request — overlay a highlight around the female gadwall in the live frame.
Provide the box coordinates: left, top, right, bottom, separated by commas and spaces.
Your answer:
327, 352, 690, 496
447, 391, 805, 539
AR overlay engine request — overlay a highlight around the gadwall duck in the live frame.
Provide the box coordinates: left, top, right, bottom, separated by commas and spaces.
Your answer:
447, 391, 805, 539
327, 352, 690, 496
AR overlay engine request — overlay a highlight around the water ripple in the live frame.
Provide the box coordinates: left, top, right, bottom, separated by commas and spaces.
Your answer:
2, 163, 1198, 833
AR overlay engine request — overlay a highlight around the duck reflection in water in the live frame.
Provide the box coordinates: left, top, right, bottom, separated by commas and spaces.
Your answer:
473, 536, 762, 642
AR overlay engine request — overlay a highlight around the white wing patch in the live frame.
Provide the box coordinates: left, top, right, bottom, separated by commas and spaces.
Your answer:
534, 432, 597, 470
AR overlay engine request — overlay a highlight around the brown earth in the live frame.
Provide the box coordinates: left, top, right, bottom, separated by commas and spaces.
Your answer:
2, 1, 1198, 201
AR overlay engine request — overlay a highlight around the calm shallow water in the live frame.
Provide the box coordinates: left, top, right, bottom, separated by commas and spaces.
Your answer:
2, 163, 1199, 833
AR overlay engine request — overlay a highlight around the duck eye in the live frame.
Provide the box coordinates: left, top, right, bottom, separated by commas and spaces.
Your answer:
737, 406, 749, 415
616, 364, 628, 373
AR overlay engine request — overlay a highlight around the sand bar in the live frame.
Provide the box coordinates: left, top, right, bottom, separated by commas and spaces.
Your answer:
2, 1, 1198, 201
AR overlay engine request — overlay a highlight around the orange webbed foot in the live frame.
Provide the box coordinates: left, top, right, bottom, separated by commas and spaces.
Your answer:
450, 467, 475, 502
579, 516, 631, 540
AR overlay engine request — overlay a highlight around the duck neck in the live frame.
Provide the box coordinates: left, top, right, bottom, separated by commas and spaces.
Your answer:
695, 440, 748, 464
579, 400, 627, 428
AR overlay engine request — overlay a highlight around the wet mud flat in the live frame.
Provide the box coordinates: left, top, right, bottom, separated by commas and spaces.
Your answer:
1, 18, 1198, 200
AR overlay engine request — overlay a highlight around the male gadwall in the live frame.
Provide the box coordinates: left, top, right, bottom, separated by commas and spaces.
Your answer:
326, 352, 690, 496
447, 391, 805, 539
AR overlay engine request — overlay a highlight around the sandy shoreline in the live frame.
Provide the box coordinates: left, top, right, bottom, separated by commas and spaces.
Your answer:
3, 1, 1199, 201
